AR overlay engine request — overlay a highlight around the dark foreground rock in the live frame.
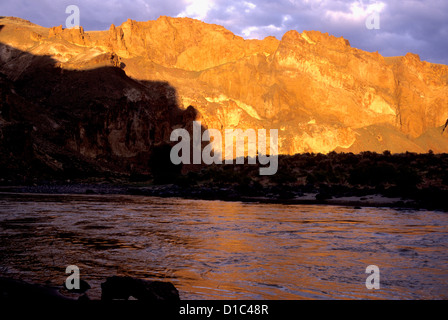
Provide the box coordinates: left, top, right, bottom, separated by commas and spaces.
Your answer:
101, 276, 180, 301
0, 276, 179, 301
62, 279, 91, 294
0, 277, 73, 301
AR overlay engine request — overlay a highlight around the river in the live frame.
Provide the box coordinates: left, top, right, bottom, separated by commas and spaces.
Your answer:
0, 193, 447, 299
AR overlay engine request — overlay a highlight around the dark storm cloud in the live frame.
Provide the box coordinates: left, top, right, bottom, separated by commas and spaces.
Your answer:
374, 0, 448, 63
205, 0, 448, 64
0, 0, 446, 64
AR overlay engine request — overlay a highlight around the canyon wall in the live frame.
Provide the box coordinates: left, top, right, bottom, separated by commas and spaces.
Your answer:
1, 16, 448, 178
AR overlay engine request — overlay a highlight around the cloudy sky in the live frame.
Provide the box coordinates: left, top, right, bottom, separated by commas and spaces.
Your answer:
1, 0, 447, 64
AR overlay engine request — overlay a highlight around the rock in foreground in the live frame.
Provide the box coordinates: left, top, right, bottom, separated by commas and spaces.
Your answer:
0, 276, 180, 301
101, 276, 180, 301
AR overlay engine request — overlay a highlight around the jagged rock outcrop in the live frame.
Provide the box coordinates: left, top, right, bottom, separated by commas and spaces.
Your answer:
48, 24, 89, 47
0, 38, 194, 180
0, 15, 447, 180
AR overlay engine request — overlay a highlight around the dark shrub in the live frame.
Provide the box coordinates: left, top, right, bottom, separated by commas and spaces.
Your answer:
149, 144, 182, 184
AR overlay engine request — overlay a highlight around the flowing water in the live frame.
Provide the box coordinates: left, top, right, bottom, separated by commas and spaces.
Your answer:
0, 193, 447, 300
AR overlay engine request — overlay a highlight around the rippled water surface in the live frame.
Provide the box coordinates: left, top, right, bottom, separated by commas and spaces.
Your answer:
0, 193, 447, 299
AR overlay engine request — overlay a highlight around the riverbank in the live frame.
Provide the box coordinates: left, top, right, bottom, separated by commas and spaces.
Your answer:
1, 152, 448, 211
0, 181, 446, 211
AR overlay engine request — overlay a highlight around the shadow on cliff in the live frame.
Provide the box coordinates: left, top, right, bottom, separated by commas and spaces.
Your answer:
0, 42, 204, 184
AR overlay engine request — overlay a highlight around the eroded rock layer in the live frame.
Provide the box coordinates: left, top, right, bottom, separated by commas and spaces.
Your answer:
0, 16, 447, 178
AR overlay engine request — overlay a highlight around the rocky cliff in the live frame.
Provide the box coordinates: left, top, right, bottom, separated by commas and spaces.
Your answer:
0, 16, 447, 180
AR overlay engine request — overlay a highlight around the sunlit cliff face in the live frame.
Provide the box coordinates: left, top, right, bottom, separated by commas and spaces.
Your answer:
1, 16, 448, 156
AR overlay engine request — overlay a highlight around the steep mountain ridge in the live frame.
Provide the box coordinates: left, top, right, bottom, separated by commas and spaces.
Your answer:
0, 15, 447, 175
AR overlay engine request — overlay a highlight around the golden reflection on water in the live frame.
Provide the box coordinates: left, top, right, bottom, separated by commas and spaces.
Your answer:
0, 194, 447, 300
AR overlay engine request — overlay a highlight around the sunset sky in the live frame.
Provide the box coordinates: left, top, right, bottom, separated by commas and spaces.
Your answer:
1, 0, 447, 64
